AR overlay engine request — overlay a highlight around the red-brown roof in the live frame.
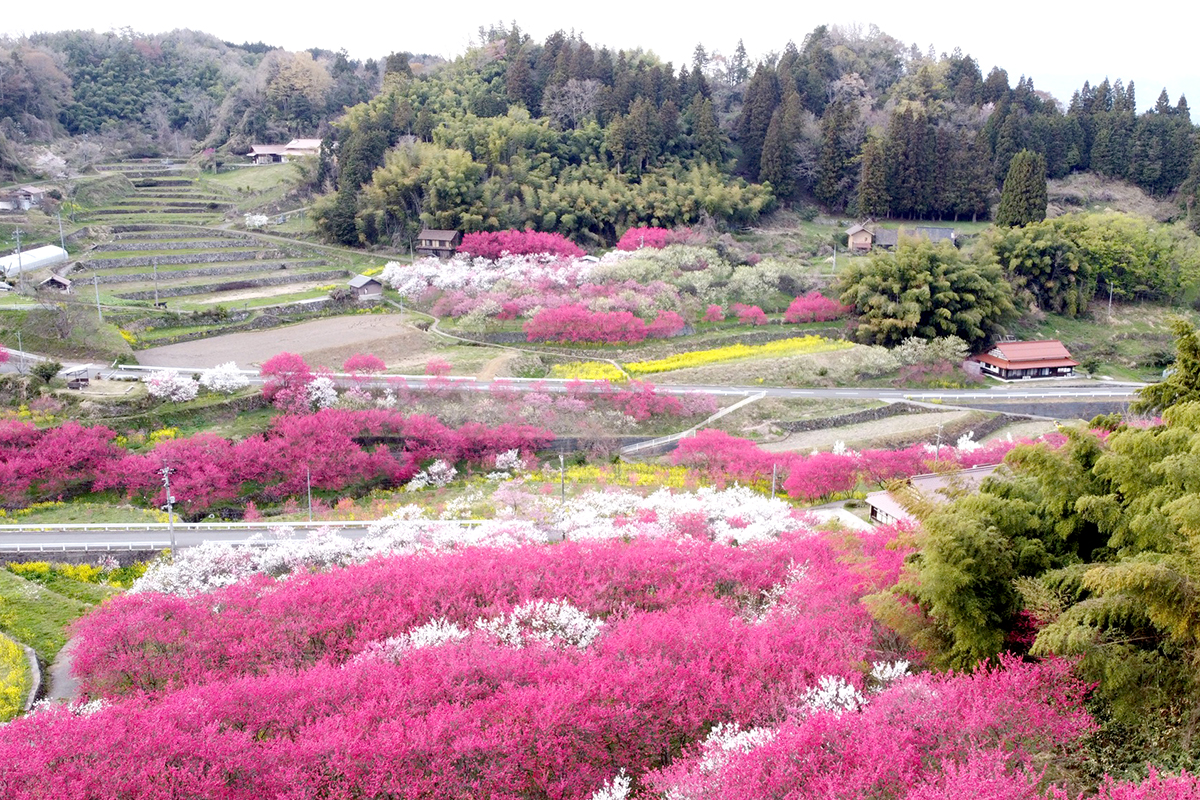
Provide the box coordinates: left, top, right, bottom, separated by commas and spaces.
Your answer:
973, 354, 1079, 370
986, 340, 1074, 362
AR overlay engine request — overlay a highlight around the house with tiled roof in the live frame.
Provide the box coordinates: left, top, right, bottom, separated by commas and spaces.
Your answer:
969, 339, 1078, 380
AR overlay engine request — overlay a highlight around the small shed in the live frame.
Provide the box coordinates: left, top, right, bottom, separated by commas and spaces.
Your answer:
16, 186, 48, 209
845, 223, 874, 252
1, 245, 68, 279
969, 340, 1078, 380
866, 464, 1001, 525
38, 274, 72, 293
348, 274, 383, 300
416, 229, 460, 258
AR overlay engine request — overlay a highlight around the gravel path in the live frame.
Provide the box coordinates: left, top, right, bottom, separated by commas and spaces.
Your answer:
136, 315, 437, 369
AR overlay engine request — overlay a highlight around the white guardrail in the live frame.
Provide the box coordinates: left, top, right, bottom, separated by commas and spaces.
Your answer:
0, 520, 489, 534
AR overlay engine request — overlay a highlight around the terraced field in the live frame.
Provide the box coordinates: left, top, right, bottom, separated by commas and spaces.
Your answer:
73, 225, 350, 310
86, 161, 235, 225
53, 159, 372, 316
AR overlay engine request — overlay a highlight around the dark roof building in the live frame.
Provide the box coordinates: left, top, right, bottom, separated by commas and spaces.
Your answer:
416, 229, 460, 258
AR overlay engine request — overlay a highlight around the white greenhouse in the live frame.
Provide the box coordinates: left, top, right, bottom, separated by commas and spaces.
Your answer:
0, 245, 68, 279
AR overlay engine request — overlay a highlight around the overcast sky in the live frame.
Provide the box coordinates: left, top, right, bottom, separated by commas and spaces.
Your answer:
4, 1, 1197, 119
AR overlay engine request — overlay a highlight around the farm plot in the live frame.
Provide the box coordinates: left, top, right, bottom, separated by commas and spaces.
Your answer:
86, 162, 235, 225
136, 314, 440, 369
73, 225, 351, 310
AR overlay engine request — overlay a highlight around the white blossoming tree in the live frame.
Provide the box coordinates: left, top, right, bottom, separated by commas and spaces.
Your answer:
146, 370, 199, 403
199, 362, 250, 394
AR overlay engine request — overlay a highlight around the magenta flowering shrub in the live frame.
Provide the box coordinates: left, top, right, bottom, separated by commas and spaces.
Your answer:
524, 304, 650, 343
673, 429, 1032, 502
0, 420, 121, 506
783, 291, 852, 323
2, 528, 917, 798
733, 303, 769, 325
648, 655, 1095, 800
615, 226, 695, 250
458, 230, 585, 259
0, 410, 547, 514
704, 303, 725, 322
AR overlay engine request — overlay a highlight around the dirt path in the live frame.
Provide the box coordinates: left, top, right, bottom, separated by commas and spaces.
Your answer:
477, 351, 517, 380
137, 315, 438, 369
47, 638, 80, 703
758, 410, 969, 453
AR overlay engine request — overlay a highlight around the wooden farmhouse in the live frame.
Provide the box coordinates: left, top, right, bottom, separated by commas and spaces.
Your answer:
969, 340, 1079, 380
846, 223, 875, 252
348, 274, 384, 300
416, 229, 460, 258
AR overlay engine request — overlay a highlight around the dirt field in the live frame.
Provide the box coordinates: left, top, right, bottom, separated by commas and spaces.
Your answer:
757, 410, 970, 453
136, 315, 441, 369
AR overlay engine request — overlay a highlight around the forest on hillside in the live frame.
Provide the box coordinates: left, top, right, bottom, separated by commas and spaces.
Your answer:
4, 24, 1200, 244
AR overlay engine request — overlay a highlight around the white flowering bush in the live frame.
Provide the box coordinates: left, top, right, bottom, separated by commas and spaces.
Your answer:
199, 362, 250, 394
353, 619, 471, 663
406, 459, 457, 492
476, 599, 604, 649
243, 213, 269, 229
799, 675, 867, 715
692, 722, 779, 775
305, 376, 338, 410
588, 770, 630, 800
145, 370, 199, 402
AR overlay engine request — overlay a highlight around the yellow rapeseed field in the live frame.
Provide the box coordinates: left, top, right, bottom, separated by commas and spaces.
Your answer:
624, 336, 852, 376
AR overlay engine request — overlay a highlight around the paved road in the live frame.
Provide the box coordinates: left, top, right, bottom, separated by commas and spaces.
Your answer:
0, 522, 375, 552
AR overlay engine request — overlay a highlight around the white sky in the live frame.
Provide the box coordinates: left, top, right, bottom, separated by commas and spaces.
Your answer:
4, 1, 1197, 119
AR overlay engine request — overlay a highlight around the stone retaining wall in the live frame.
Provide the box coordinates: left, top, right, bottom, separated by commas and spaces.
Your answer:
778, 402, 923, 433
86, 261, 327, 284
116, 269, 349, 300
94, 239, 254, 252
88, 250, 287, 269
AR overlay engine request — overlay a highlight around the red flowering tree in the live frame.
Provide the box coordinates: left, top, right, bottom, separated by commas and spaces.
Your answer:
260, 352, 313, 412
615, 226, 698, 250
784, 292, 852, 323
342, 353, 386, 375
524, 305, 649, 343
458, 230, 584, 259
733, 304, 769, 326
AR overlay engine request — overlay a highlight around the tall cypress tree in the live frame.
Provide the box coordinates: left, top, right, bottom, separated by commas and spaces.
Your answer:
690, 96, 724, 165
995, 149, 1047, 227
736, 66, 780, 178
759, 109, 793, 198
857, 135, 890, 218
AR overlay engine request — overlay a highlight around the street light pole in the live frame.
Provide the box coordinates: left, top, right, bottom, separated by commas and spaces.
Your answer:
161, 466, 176, 555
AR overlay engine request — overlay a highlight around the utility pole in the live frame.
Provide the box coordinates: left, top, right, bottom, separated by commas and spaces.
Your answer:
771, 464, 777, 498
306, 466, 313, 522
935, 424, 944, 464
160, 466, 176, 555
15, 330, 23, 374
93, 274, 103, 322
12, 228, 22, 290
1108, 281, 1114, 321
56, 212, 67, 253
559, 453, 565, 502
153, 259, 159, 306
